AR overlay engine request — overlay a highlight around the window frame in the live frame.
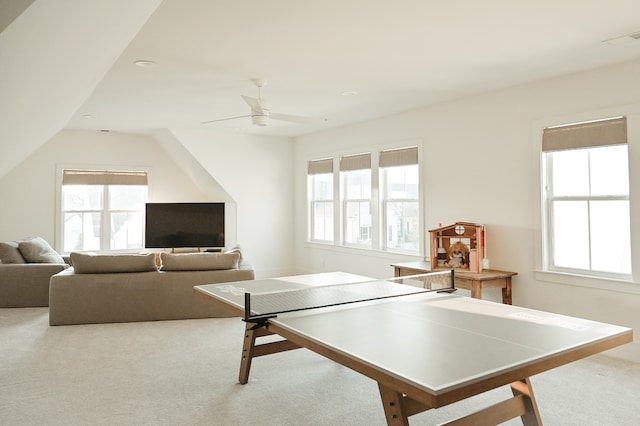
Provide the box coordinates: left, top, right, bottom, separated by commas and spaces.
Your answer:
542, 145, 631, 280
306, 142, 422, 256
340, 153, 373, 248
307, 158, 335, 244
380, 163, 420, 253
533, 110, 640, 293
56, 166, 151, 254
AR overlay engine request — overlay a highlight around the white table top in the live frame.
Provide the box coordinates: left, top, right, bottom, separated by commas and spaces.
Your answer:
195, 273, 632, 396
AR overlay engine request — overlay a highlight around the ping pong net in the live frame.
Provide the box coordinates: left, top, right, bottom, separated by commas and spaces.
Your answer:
243, 270, 455, 327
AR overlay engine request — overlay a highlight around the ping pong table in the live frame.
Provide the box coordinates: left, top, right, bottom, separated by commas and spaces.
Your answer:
195, 271, 632, 425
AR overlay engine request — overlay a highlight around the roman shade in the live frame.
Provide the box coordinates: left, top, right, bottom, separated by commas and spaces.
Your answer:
62, 169, 148, 185
340, 153, 371, 171
307, 159, 333, 175
379, 146, 418, 167
542, 116, 627, 152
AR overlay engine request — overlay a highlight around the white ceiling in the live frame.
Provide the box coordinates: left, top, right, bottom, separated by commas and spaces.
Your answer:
66, 0, 640, 137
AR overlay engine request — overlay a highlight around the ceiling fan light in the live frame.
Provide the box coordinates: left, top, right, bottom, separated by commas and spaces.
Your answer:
252, 115, 268, 126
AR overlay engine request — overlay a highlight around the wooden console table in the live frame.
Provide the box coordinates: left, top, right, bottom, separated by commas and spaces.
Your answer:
391, 261, 517, 304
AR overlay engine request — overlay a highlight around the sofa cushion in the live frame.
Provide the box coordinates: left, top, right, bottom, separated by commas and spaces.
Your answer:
160, 252, 240, 271
71, 252, 157, 274
0, 241, 26, 264
18, 237, 65, 264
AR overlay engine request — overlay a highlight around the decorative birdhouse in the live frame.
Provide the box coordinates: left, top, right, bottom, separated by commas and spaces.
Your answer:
429, 222, 484, 273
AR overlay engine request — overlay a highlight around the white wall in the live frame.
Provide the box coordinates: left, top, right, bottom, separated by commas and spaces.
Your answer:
293, 58, 640, 362
0, 126, 296, 280
0, 129, 223, 248
168, 128, 296, 279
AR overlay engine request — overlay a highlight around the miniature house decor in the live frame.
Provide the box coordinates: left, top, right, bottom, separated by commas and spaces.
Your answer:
429, 222, 485, 273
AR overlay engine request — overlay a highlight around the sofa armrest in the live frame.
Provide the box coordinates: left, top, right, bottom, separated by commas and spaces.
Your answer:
0, 263, 69, 307
238, 259, 254, 272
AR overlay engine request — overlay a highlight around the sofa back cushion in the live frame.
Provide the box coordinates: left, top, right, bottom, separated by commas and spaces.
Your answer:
160, 252, 240, 271
0, 241, 26, 264
71, 252, 157, 274
18, 237, 65, 264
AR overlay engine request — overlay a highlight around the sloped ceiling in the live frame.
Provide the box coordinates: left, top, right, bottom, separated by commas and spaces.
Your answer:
0, 0, 161, 179
0, 0, 34, 33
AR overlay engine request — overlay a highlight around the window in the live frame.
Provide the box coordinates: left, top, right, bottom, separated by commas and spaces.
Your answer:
307, 145, 421, 255
380, 147, 419, 252
542, 117, 631, 278
61, 169, 148, 252
340, 153, 372, 247
308, 159, 334, 242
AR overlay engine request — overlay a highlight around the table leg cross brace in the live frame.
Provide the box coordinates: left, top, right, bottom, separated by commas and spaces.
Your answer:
378, 378, 542, 426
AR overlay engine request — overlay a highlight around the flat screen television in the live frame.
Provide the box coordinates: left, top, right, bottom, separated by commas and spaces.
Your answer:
145, 202, 225, 249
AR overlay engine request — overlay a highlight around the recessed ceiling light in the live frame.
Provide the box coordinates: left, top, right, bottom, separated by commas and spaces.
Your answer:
134, 60, 156, 68
342, 91, 359, 96
82, 114, 93, 119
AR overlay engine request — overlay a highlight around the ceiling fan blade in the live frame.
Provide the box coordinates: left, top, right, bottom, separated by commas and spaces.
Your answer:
200, 114, 251, 125
241, 95, 264, 114
270, 112, 327, 124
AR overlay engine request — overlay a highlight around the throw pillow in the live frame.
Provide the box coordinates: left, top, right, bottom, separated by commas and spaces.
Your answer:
160, 252, 240, 271
0, 241, 26, 264
18, 237, 65, 264
225, 246, 243, 261
71, 252, 157, 274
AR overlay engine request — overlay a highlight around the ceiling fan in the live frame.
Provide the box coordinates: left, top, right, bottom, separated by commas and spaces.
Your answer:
201, 79, 326, 127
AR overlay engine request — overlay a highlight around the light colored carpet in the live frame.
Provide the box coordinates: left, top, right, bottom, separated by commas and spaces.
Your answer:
1, 307, 639, 426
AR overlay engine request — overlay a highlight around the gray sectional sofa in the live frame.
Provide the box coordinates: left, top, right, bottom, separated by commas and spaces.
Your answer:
49, 251, 255, 326
0, 237, 69, 308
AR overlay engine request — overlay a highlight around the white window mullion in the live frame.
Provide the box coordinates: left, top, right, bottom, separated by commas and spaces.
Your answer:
102, 185, 109, 251
370, 152, 380, 250
333, 158, 341, 244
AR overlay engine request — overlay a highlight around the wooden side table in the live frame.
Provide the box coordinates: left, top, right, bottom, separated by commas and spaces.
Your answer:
391, 261, 517, 304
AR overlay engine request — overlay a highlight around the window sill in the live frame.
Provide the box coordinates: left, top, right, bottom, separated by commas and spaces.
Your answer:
304, 240, 422, 262
534, 270, 640, 295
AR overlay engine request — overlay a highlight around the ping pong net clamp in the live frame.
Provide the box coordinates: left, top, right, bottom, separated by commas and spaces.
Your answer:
243, 293, 276, 330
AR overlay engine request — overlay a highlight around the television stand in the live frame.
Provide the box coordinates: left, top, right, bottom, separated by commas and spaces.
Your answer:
168, 247, 222, 253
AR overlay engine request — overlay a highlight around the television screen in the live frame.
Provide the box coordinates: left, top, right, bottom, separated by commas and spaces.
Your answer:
145, 202, 225, 249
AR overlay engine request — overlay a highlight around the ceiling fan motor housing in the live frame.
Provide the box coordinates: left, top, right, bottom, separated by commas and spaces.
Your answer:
252, 114, 268, 126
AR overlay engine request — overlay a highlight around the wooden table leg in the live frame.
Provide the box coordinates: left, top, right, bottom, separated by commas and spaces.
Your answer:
502, 277, 513, 305
378, 383, 410, 426
510, 378, 542, 426
238, 323, 301, 384
239, 322, 258, 384
470, 280, 482, 300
